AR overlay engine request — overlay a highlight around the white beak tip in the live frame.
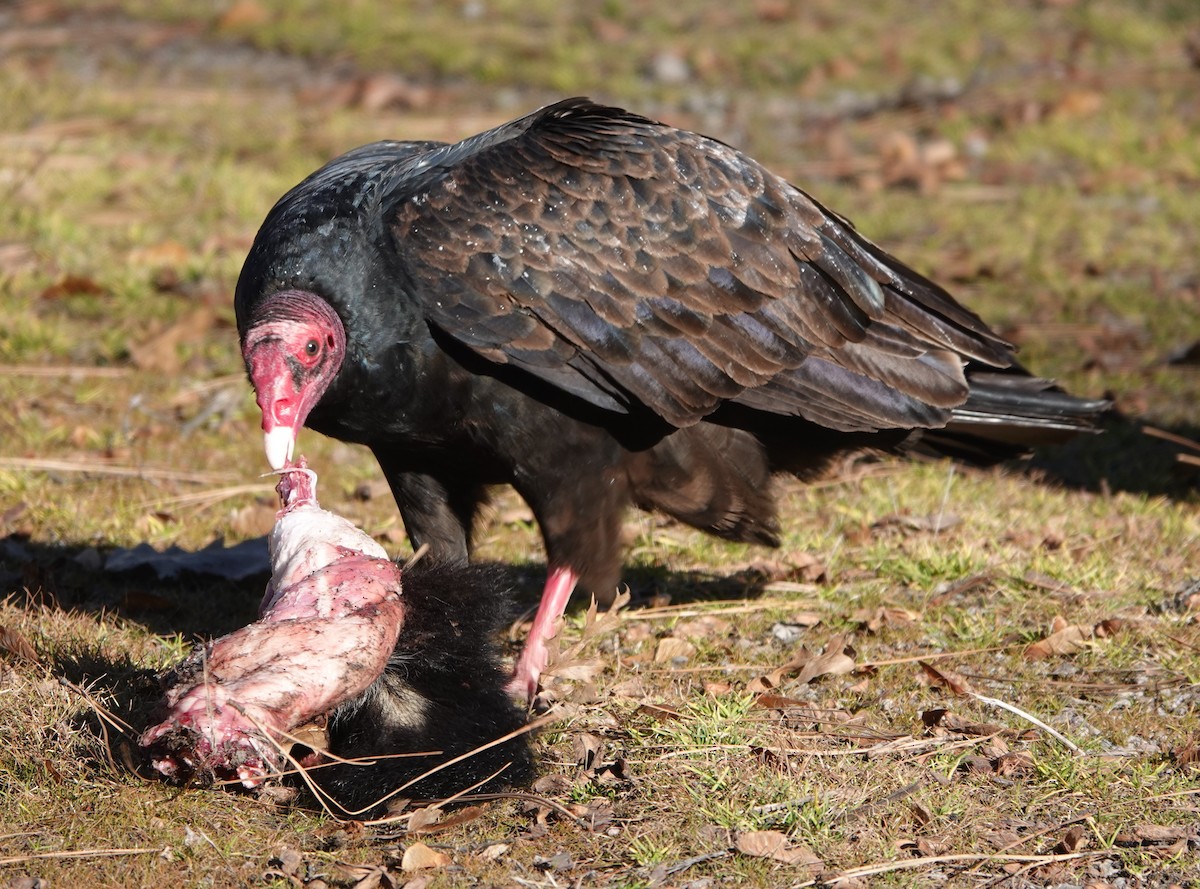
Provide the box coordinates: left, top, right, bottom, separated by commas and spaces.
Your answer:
264, 427, 295, 471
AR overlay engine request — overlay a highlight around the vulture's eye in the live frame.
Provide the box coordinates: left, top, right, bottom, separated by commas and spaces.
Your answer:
305, 339, 320, 357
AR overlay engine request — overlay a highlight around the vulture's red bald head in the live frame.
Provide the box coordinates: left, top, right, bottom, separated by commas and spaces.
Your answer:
241, 290, 346, 470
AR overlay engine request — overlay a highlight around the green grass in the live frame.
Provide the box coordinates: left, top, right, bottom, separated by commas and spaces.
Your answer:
2, 0, 1200, 886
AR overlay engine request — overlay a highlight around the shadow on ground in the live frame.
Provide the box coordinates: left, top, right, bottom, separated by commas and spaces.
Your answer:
2, 411, 1195, 639
1025, 411, 1200, 499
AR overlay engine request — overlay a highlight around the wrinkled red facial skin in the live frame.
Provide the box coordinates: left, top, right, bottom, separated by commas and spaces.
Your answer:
242, 291, 346, 469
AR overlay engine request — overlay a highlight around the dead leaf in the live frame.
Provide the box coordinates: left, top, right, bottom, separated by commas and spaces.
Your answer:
789, 611, 822, 627
568, 799, 615, 829
1022, 572, 1077, 594
960, 755, 995, 774
533, 850, 574, 871
39, 274, 106, 301
0, 626, 41, 667
921, 708, 949, 729
654, 637, 696, 663
477, 843, 508, 861
909, 801, 932, 827
636, 702, 684, 721
1025, 615, 1124, 659
542, 590, 630, 682
995, 752, 1035, 777
1113, 824, 1195, 846
942, 713, 1010, 738
1053, 825, 1087, 854
1172, 735, 1200, 769
753, 551, 827, 585
400, 842, 450, 872
435, 806, 485, 834
752, 744, 792, 774
734, 830, 823, 870
610, 676, 647, 698
753, 693, 813, 711
748, 633, 855, 692
406, 805, 443, 833
129, 306, 216, 374
266, 847, 304, 882
1053, 89, 1103, 119
551, 659, 604, 681
574, 733, 604, 770
574, 735, 628, 785
338, 863, 394, 889
929, 573, 994, 606
674, 615, 732, 639
918, 660, 975, 696
127, 239, 190, 268
854, 606, 919, 632
796, 634, 855, 685
531, 774, 572, 797
218, 0, 269, 29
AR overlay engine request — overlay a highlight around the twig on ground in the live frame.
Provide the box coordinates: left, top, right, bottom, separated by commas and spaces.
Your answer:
0, 848, 163, 866
0, 457, 229, 483
793, 850, 1105, 887
970, 693, 1082, 754
0, 364, 132, 378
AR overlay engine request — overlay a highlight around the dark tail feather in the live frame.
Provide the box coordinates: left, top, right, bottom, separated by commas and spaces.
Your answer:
297, 562, 534, 818
909, 369, 1111, 464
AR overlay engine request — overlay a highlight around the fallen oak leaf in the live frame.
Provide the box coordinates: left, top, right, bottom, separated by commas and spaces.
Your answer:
734, 830, 823, 870
1053, 824, 1088, 854
654, 637, 696, 663
127, 238, 190, 268
542, 590, 631, 682
400, 842, 451, 872
854, 606, 920, 633
674, 615, 733, 639
636, 702, 685, 721
39, 274, 107, 301
918, 660, 975, 696
1113, 824, 1196, 846
336, 863, 395, 889
129, 306, 217, 374
406, 804, 443, 833
418, 805, 484, 835
747, 632, 855, 692
0, 625, 41, 667
550, 659, 605, 681
753, 693, 813, 711
1025, 616, 1125, 660
796, 633, 855, 685
1173, 734, 1200, 769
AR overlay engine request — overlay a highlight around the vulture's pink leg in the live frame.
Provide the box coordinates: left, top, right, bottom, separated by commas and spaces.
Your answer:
508, 566, 578, 701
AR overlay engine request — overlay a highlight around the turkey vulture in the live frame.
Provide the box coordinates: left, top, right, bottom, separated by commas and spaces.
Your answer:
235, 98, 1108, 700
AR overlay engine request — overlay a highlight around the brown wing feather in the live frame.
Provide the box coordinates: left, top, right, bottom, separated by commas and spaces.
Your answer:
384, 98, 1013, 430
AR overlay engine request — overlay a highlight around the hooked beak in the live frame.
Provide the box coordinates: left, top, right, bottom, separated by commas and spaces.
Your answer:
264, 426, 295, 471
245, 339, 311, 471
